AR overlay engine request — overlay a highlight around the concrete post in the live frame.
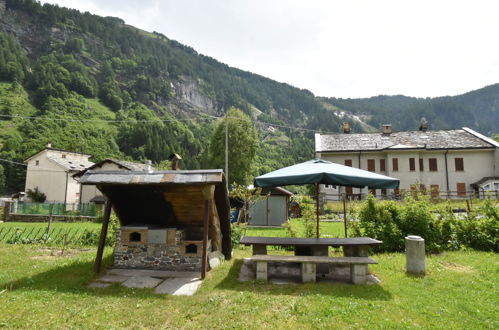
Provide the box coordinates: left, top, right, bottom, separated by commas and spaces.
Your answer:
405, 235, 425, 275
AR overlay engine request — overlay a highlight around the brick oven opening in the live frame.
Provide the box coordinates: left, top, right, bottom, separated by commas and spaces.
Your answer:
185, 243, 198, 254
130, 232, 142, 242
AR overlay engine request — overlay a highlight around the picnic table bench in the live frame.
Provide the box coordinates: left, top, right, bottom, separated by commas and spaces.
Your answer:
240, 236, 382, 284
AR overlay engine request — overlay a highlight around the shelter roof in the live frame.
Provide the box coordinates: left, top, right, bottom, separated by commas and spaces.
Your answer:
79, 169, 224, 185
316, 127, 498, 153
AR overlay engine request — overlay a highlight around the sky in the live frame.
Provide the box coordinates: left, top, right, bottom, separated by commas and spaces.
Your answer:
40, 0, 499, 99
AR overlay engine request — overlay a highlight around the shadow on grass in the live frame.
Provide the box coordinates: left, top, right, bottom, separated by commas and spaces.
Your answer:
2, 253, 164, 299
215, 258, 393, 301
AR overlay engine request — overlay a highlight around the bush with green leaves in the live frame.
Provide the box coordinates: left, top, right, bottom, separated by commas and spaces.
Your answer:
230, 223, 247, 248
355, 194, 498, 253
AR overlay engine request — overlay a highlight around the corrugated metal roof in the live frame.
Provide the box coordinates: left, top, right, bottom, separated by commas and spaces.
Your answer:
79, 169, 224, 185
316, 128, 496, 152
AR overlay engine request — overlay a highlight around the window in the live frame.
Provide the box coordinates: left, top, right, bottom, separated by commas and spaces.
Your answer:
419, 158, 424, 171
380, 159, 386, 172
345, 186, 353, 195
392, 158, 399, 171
35, 160, 39, 166
130, 232, 141, 242
457, 183, 466, 197
409, 158, 415, 171
344, 159, 352, 167
369, 188, 376, 196
381, 188, 387, 196
367, 159, 375, 172
429, 158, 438, 171
455, 158, 464, 171
419, 184, 426, 192
62, 154, 66, 159
185, 244, 198, 254
430, 185, 439, 198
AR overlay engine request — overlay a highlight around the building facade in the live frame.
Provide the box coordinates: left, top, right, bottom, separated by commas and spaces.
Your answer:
24, 144, 94, 203
315, 126, 499, 200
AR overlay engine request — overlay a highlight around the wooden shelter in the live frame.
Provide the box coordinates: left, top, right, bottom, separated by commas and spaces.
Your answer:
79, 169, 231, 278
249, 187, 293, 226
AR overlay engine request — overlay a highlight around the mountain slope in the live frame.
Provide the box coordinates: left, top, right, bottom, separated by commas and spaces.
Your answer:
321, 84, 499, 135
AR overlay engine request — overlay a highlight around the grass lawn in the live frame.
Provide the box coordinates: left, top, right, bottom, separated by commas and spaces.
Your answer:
0, 221, 101, 231
246, 219, 345, 238
0, 242, 497, 329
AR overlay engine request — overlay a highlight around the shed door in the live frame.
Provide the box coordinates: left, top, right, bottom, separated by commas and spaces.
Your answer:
268, 196, 287, 226
249, 199, 267, 225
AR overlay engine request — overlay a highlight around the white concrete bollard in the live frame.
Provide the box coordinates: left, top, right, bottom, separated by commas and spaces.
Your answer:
405, 235, 426, 275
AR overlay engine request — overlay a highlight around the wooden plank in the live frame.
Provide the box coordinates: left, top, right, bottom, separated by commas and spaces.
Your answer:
201, 185, 215, 279
249, 254, 377, 265
94, 202, 113, 273
240, 236, 382, 247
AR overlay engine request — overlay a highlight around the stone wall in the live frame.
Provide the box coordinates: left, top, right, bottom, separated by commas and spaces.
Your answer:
113, 229, 210, 272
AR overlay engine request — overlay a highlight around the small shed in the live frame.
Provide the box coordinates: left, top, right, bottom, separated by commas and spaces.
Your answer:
79, 169, 231, 278
249, 187, 293, 226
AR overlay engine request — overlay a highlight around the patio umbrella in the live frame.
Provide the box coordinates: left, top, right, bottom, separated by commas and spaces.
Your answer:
254, 159, 400, 237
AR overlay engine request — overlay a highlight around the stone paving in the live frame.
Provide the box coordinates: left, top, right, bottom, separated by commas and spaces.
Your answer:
86, 269, 202, 295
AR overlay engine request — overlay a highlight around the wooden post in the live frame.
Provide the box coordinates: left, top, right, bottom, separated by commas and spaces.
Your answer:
201, 185, 215, 280
94, 201, 112, 273
343, 194, 348, 238
46, 203, 54, 235
316, 183, 320, 238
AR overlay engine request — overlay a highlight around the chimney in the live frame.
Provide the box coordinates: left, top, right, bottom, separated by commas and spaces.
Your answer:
168, 153, 182, 170
343, 122, 351, 134
419, 118, 429, 131
382, 124, 392, 135
145, 160, 153, 173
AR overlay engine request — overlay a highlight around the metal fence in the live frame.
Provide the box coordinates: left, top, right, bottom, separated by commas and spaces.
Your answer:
15, 202, 97, 217
323, 190, 499, 201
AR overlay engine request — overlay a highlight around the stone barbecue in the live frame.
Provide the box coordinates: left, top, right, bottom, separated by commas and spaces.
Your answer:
114, 225, 209, 271
79, 169, 231, 277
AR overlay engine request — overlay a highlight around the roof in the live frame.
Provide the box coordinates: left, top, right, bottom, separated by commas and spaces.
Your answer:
262, 187, 294, 196
73, 159, 154, 178
46, 155, 94, 171
25, 147, 92, 162
79, 169, 224, 185
316, 127, 498, 153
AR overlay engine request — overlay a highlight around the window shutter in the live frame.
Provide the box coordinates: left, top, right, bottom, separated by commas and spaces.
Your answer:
419, 158, 424, 171
429, 158, 438, 171
455, 158, 464, 171
392, 158, 399, 171
409, 158, 415, 171
344, 159, 352, 167
380, 159, 386, 171
368, 159, 375, 172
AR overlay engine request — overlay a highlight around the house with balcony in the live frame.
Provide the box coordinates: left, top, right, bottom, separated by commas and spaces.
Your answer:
315, 125, 499, 200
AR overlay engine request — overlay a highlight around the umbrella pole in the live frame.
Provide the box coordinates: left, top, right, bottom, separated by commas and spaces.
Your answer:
343, 194, 348, 237
316, 183, 320, 238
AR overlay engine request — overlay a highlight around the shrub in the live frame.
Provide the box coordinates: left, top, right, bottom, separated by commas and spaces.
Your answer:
230, 223, 247, 248
356, 194, 498, 253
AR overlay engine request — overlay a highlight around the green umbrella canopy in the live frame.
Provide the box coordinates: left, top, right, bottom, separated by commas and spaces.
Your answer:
254, 159, 399, 189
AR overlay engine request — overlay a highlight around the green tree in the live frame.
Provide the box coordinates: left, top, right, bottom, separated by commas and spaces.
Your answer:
208, 107, 258, 185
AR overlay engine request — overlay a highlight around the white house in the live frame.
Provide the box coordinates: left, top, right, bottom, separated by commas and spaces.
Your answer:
315, 125, 499, 200
24, 144, 94, 203
74, 159, 154, 203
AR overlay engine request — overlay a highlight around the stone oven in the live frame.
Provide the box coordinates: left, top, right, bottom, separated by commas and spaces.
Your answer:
79, 169, 231, 276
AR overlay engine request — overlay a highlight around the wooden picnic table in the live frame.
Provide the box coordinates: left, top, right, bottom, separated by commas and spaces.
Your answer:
240, 236, 383, 284
239, 236, 382, 257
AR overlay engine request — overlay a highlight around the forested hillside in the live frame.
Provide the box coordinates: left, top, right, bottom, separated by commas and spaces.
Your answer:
321, 84, 499, 135
0, 0, 351, 193
0, 0, 497, 194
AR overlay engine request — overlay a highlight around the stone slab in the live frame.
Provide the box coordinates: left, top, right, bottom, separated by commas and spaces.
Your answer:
87, 282, 111, 288
154, 277, 202, 296
98, 274, 129, 283
122, 276, 163, 289
108, 268, 201, 279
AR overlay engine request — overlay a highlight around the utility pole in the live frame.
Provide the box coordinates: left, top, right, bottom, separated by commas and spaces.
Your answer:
225, 114, 229, 190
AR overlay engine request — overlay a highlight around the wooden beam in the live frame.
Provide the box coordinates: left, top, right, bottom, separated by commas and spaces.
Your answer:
94, 201, 112, 273
201, 185, 215, 279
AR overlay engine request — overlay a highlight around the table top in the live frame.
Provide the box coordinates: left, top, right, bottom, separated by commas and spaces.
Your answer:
240, 236, 382, 247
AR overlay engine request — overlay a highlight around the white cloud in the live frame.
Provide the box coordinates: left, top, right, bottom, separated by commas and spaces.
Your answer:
40, 0, 499, 98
